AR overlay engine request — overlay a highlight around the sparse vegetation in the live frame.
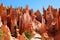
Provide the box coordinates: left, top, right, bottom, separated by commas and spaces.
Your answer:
24, 30, 32, 40
0, 29, 5, 37
0, 29, 5, 40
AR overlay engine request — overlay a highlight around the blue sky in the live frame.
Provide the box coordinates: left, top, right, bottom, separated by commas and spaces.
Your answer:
0, 0, 60, 13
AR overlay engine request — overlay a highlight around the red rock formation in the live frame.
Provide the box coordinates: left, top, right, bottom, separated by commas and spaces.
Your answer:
35, 10, 42, 23
0, 3, 60, 40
